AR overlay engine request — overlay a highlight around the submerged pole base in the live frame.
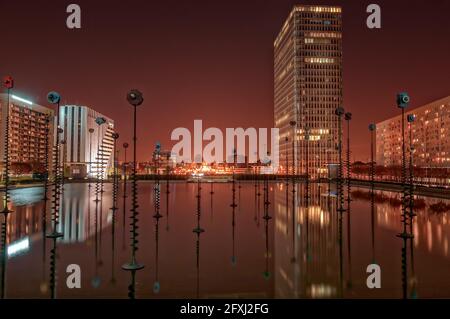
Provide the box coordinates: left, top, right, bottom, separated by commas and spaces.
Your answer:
122, 262, 145, 271
46, 232, 64, 239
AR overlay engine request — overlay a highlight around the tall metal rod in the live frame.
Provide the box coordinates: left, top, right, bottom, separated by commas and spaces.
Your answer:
122, 89, 145, 299
1, 80, 13, 299
396, 92, 412, 299
45, 91, 64, 300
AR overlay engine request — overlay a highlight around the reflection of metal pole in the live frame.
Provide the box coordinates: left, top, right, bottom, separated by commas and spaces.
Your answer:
122, 89, 145, 299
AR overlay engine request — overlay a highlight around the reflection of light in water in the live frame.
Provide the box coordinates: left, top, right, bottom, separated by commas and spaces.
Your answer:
7, 237, 30, 257
427, 221, 433, 252
414, 223, 419, 247
299, 206, 329, 227
9, 187, 44, 206
308, 284, 336, 298
437, 224, 442, 243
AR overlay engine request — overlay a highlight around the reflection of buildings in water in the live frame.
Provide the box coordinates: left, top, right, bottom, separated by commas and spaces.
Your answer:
274, 183, 340, 298
6, 203, 44, 249
376, 195, 450, 258
5, 186, 112, 248
60, 188, 112, 243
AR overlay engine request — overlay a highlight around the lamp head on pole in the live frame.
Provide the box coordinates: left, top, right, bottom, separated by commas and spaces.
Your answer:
397, 92, 410, 109
335, 107, 345, 117
345, 112, 352, 121
407, 114, 416, 123
89, 128, 95, 134
2, 76, 14, 89
127, 89, 144, 107
123, 142, 129, 149
369, 123, 376, 132
95, 117, 106, 126
47, 91, 61, 104
112, 133, 119, 140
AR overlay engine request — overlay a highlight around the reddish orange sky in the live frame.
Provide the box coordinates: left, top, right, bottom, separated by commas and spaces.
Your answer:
1, 0, 449, 162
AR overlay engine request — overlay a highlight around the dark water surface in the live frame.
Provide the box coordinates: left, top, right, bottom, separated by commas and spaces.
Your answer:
2, 181, 450, 298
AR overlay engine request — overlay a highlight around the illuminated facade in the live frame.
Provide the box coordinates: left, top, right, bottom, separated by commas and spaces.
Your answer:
274, 5, 343, 178
60, 105, 115, 178
0, 93, 54, 174
376, 96, 450, 168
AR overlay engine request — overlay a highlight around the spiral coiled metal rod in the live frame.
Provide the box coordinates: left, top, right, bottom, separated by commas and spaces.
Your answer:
122, 101, 144, 287
122, 145, 128, 250
129, 142, 140, 260
95, 127, 101, 203
346, 118, 352, 203
154, 167, 161, 219
111, 140, 119, 213
1, 89, 12, 299
337, 114, 345, 214
396, 108, 412, 299
48, 102, 62, 237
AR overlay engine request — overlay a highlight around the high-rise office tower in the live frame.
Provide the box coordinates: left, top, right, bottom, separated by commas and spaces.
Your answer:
274, 5, 343, 178
60, 105, 115, 178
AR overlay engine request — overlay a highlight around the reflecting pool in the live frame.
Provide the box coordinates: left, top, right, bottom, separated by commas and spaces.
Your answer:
1, 180, 450, 298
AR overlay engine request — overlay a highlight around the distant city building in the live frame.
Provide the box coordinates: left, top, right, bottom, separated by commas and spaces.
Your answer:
60, 105, 115, 178
274, 5, 343, 178
0, 93, 54, 176
376, 96, 450, 168
152, 149, 177, 174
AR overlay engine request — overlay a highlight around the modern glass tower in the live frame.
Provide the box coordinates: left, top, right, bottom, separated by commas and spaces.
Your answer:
274, 5, 343, 178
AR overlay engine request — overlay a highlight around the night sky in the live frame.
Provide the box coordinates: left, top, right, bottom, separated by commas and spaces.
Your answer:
1, 0, 449, 162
